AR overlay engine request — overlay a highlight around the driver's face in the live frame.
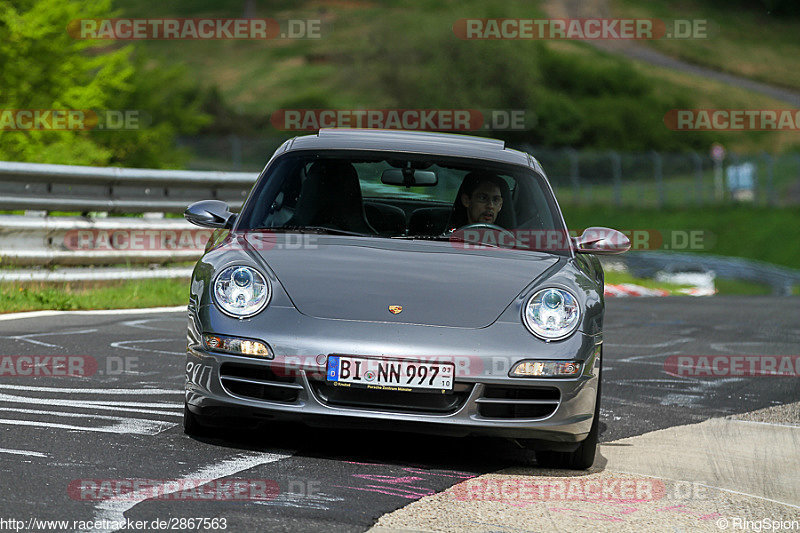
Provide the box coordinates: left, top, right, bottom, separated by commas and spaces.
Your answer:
462, 181, 503, 224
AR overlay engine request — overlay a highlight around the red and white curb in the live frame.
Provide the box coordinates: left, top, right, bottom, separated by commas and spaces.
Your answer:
604, 283, 717, 297
605, 283, 668, 297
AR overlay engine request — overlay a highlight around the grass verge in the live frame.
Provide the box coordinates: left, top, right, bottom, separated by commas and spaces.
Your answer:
0, 268, 776, 314
605, 270, 772, 295
604, 270, 690, 293
0, 278, 189, 313
563, 205, 800, 270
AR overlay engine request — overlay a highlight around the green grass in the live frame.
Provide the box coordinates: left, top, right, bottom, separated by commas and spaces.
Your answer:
605, 270, 775, 295
613, 0, 800, 91
546, 158, 800, 209
0, 258, 784, 314
714, 278, 772, 295
0, 278, 189, 313
563, 205, 800, 270
109, 0, 799, 154
604, 270, 692, 293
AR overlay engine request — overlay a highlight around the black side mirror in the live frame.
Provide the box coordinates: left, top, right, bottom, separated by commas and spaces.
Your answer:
184, 200, 236, 229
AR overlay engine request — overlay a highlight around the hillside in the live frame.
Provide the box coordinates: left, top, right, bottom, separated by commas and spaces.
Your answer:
113, 0, 800, 153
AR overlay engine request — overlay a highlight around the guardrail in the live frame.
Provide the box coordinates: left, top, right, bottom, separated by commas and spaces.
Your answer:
0, 161, 257, 213
0, 160, 259, 269
0, 215, 212, 266
2, 160, 799, 289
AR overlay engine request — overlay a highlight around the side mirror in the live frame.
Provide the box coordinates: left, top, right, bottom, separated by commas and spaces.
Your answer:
184, 200, 236, 229
572, 227, 630, 255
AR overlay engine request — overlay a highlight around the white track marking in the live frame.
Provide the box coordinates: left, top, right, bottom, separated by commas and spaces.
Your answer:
0, 328, 98, 348
0, 307, 186, 322
607, 468, 800, 511
0, 392, 180, 410
0, 384, 180, 395
727, 419, 800, 429
0, 447, 48, 458
0, 418, 175, 435
606, 338, 693, 349
84, 452, 293, 533
0, 407, 181, 420
109, 339, 184, 356
121, 318, 183, 332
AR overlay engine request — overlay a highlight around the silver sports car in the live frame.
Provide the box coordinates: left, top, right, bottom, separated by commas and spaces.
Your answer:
183, 128, 629, 469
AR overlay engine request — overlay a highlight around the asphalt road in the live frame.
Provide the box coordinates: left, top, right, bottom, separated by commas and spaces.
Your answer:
0, 296, 797, 532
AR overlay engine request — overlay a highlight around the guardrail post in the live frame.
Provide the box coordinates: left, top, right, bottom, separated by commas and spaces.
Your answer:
610, 151, 621, 207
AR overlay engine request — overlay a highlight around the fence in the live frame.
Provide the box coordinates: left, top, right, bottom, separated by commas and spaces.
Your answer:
517, 145, 799, 208
176, 136, 800, 208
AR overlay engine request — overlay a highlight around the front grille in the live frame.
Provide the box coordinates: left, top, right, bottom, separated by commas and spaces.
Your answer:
310, 380, 473, 414
219, 362, 302, 403
476, 385, 560, 419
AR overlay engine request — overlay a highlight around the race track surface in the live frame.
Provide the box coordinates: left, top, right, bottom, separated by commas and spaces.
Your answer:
0, 296, 796, 532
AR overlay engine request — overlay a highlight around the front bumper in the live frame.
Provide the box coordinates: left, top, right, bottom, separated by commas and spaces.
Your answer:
185, 304, 602, 443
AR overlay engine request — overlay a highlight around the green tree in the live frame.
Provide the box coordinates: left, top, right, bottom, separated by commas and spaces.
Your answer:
0, 0, 209, 167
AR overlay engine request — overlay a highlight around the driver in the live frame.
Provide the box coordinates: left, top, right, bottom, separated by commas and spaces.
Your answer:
460, 171, 505, 225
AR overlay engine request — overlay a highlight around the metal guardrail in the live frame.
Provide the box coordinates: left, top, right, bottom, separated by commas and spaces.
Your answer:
0, 161, 257, 213
2, 160, 799, 289
0, 160, 259, 268
0, 215, 211, 266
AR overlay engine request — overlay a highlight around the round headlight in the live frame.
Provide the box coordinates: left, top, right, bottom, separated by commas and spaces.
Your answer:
213, 265, 270, 318
523, 288, 581, 340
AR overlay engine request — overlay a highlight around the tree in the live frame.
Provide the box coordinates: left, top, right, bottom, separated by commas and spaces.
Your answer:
0, 0, 209, 167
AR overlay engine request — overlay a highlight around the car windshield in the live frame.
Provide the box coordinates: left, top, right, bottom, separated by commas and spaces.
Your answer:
237, 150, 569, 254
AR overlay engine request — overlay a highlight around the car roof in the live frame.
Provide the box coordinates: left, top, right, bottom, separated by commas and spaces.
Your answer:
281, 128, 538, 170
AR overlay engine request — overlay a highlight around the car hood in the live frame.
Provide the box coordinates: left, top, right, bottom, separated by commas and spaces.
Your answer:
248, 235, 559, 328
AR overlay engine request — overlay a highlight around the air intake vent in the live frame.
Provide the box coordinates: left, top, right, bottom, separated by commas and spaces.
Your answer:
219, 362, 302, 403
476, 386, 560, 419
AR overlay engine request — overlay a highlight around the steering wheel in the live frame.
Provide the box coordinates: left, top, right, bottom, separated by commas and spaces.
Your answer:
454, 223, 518, 247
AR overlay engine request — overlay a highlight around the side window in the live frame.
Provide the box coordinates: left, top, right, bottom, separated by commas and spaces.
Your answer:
263, 164, 304, 227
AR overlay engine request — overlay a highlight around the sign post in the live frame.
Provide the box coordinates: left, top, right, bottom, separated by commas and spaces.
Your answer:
710, 143, 726, 201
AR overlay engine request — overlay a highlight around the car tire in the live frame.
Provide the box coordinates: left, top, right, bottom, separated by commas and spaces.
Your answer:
536, 351, 602, 470
183, 404, 213, 437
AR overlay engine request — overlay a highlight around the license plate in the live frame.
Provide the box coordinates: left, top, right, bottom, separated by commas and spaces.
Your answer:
326, 356, 454, 393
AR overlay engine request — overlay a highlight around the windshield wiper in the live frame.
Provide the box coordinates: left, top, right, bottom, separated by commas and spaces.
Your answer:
393, 234, 501, 248
266, 226, 371, 237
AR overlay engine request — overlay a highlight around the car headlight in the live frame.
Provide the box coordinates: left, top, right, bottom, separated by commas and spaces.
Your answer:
522, 288, 581, 340
213, 265, 270, 318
